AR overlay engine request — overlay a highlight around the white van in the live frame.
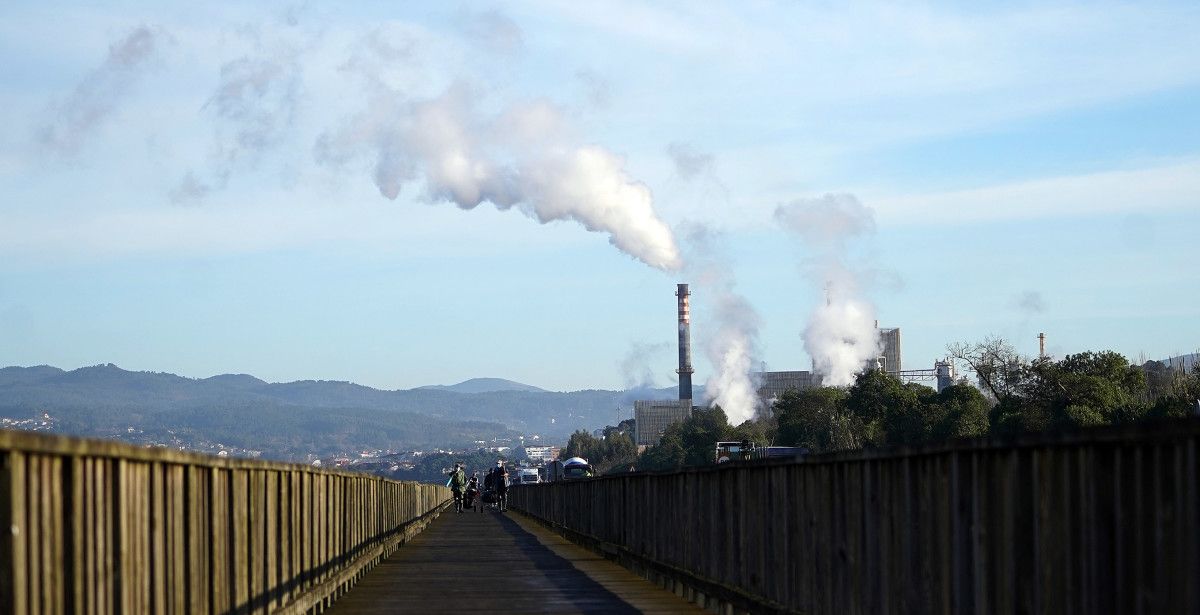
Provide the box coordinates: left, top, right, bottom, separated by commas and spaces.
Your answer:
517, 468, 540, 484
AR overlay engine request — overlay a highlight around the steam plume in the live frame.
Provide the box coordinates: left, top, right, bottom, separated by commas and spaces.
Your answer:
666, 142, 715, 181
38, 26, 163, 155
776, 194, 881, 386
686, 226, 761, 424
1013, 290, 1046, 314
174, 39, 303, 202
618, 341, 672, 405
317, 87, 683, 271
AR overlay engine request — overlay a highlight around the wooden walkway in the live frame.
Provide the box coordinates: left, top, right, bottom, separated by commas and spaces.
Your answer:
326, 505, 703, 614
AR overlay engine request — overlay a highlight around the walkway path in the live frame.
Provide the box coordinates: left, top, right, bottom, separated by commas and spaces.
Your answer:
326, 505, 702, 614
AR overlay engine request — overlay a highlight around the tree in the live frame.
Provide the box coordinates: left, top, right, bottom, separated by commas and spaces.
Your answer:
845, 369, 924, 446
928, 383, 989, 441
558, 427, 639, 475
559, 430, 602, 462
774, 387, 860, 453
947, 336, 1026, 403
636, 406, 733, 470
677, 406, 733, 467
1146, 359, 1200, 419
729, 415, 777, 448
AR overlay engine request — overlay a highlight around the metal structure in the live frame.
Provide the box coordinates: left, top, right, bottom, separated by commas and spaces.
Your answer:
676, 283, 694, 402
897, 359, 957, 393
878, 325, 902, 374
634, 399, 693, 446
754, 370, 820, 408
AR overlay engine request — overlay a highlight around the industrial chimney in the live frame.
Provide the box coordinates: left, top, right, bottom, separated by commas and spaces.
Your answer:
676, 283, 694, 402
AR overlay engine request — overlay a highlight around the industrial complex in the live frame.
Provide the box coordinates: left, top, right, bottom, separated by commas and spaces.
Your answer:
634, 282, 956, 446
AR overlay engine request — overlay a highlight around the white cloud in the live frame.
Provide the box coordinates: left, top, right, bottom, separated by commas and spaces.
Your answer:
531, 1, 1200, 148
870, 159, 1200, 226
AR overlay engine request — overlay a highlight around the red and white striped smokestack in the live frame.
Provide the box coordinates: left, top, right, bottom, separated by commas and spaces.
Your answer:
676, 283, 694, 401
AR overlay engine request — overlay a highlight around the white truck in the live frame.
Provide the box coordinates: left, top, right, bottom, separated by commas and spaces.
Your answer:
516, 468, 541, 484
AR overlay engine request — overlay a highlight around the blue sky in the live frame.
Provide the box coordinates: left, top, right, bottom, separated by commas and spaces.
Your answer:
1, 1, 1197, 392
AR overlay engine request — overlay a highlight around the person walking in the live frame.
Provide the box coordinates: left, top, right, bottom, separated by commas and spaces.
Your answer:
446, 463, 467, 513
464, 474, 480, 511
488, 460, 509, 512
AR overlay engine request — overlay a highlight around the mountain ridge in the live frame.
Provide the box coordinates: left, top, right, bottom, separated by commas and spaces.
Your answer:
0, 364, 699, 460
416, 377, 546, 394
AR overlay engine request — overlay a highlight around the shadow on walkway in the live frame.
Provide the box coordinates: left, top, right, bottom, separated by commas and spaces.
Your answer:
325, 508, 640, 614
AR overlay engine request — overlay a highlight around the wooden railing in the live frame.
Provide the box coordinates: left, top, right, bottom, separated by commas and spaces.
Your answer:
511, 419, 1200, 615
0, 430, 449, 615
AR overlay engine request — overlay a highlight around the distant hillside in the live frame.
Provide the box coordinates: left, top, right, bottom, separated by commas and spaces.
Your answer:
1159, 353, 1198, 371
0, 365, 702, 458
417, 377, 546, 394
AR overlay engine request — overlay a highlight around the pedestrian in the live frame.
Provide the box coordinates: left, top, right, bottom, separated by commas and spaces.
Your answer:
446, 463, 467, 513
464, 474, 480, 511
488, 459, 509, 512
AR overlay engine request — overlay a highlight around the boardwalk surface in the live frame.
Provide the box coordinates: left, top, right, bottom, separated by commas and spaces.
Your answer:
326, 505, 702, 614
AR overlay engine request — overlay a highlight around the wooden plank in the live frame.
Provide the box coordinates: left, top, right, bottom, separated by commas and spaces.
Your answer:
0, 451, 28, 615
150, 462, 165, 615
266, 470, 279, 612
49, 455, 64, 615
29, 454, 42, 615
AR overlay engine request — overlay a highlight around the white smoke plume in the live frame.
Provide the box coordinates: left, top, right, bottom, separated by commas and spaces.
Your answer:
173, 29, 305, 202
686, 226, 762, 425
666, 142, 715, 181
618, 341, 672, 404
38, 25, 164, 155
316, 86, 683, 271
39, 13, 683, 272
1013, 290, 1046, 314
706, 291, 762, 424
776, 194, 881, 386
463, 9, 524, 56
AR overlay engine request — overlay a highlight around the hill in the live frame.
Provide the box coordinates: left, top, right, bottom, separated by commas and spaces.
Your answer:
417, 377, 546, 394
0, 364, 704, 461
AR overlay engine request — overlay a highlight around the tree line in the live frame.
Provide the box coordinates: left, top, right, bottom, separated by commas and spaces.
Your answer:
558, 342, 1200, 473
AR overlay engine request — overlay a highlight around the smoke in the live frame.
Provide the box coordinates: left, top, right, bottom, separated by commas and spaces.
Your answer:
316, 86, 683, 270
173, 32, 304, 202
1013, 290, 1046, 314
38, 25, 164, 155
620, 341, 670, 389
776, 194, 881, 386
575, 69, 612, 109
617, 341, 672, 404
463, 10, 524, 55
706, 291, 762, 424
666, 142, 715, 181
38, 14, 684, 272
685, 226, 762, 425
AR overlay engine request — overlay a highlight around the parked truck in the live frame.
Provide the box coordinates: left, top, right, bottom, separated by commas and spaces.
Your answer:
547, 457, 594, 481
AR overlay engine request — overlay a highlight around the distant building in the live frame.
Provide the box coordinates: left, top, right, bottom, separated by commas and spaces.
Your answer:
634, 399, 693, 446
754, 371, 820, 409
878, 326, 901, 374
524, 446, 560, 464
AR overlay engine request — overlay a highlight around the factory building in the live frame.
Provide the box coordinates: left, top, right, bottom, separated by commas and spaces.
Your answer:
633, 283, 696, 447
634, 399, 694, 446
878, 325, 902, 374
755, 370, 820, 408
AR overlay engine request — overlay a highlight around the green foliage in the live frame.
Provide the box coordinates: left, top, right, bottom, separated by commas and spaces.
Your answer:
991, 351, 1151, 433
558, 427, 639, 475
928, 384, 990, 441
390, 449, 510, 484
639, 346, 1196, 467
774, 387, 858, 453
637, 406, 733, 471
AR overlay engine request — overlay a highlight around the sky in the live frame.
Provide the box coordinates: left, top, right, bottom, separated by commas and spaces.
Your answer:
1, 1, 1198, 394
